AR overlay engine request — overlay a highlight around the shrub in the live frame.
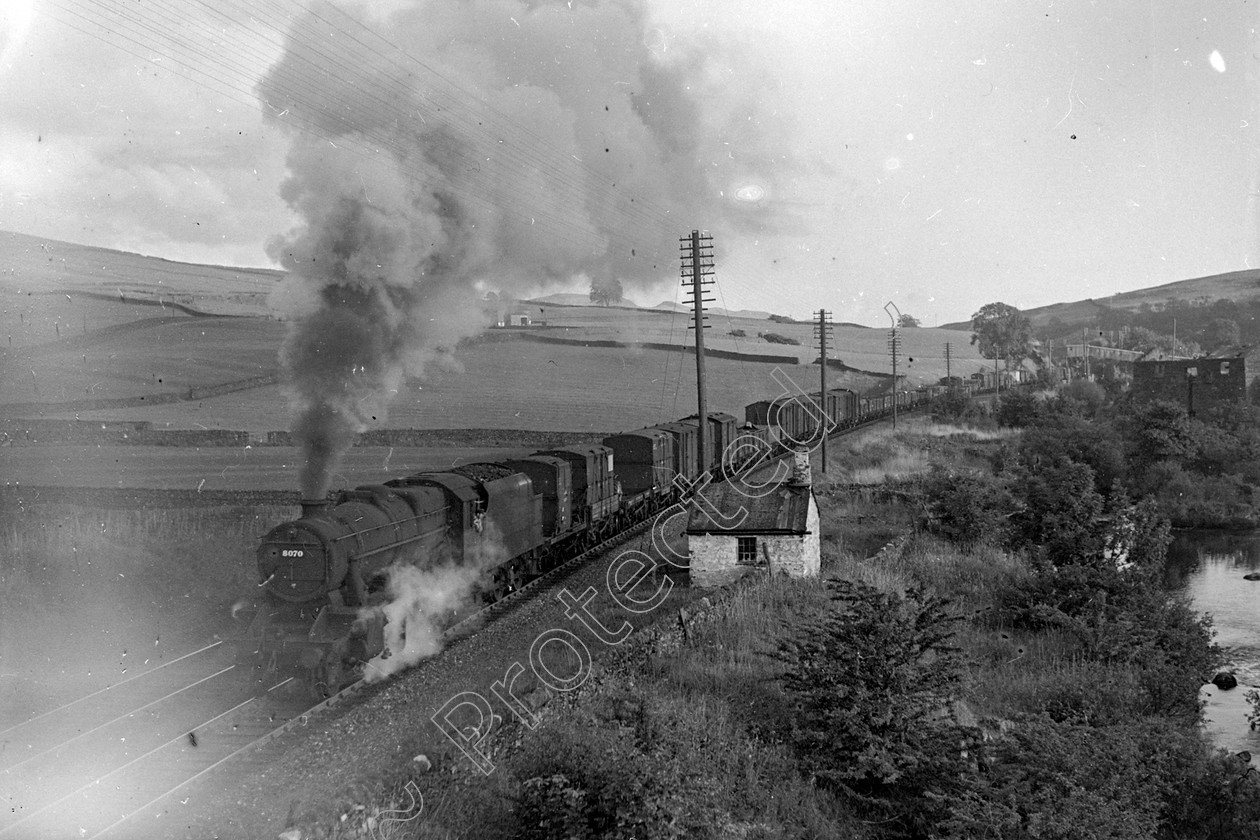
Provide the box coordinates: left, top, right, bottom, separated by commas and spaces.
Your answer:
778, 580, 971, 831
1017, 417, 1126, 494
1122, 399, 1197, 468
509, 707, 691, 840
1158, 744, 1260, 839
1056, 378, 1107, 416
931, 390, 992, 426
761, 332, 801, 346
947, 715, 1260, 840
998, 561, 1220, 721
995, 390, 1040, 427
944, 718, 1184, 840
1006, 457, 1105, 567
917, 466, 1015, 548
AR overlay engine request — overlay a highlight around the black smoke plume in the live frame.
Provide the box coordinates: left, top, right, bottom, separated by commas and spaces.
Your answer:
259, 0, 786, 497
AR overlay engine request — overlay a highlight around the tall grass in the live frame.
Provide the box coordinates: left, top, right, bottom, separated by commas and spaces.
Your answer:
0, 503, 291, 655
919, 422, 1012, 441
818, 417, 1011, 487
819, 496, 915, 574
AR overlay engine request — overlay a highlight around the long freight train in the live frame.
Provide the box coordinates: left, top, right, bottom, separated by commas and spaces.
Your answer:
235, 383, 948, 695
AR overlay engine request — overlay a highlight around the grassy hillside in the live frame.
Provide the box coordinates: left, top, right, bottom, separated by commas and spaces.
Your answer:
0, 230, 280, 322
942, 267, 1260, 331
0, 231, 987, 436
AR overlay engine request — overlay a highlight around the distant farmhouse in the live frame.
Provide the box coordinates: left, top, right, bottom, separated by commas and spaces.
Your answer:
1131, 352, 1247, 415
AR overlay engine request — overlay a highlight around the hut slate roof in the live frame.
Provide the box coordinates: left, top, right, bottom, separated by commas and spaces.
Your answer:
685, 482, 812, 535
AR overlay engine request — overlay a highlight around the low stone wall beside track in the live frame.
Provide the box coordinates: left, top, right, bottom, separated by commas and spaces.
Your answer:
0, 485, 300, 509
0, 421, 608, 449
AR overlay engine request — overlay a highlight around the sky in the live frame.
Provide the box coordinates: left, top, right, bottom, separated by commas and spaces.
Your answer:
0, 0, 1257, 326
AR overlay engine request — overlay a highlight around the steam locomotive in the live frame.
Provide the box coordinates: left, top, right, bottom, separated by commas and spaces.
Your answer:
234, 384, 942, 695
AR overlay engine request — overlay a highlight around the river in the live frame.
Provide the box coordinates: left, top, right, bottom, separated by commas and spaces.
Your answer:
1170, 531, 1260, 759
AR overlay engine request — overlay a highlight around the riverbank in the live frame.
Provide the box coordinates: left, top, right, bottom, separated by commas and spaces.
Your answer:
1171, 530, 1260, 762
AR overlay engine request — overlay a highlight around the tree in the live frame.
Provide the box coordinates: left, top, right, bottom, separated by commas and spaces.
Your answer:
970, 302, 1034, 370
1122, 399, 1197, 468
898, 313, 921, 328
1008, 456, 1105, 567
1204, 317, 1240, 352
589, 277, 623, 307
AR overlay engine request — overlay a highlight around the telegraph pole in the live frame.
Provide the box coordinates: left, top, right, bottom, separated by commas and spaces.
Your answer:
890, 329, 901, 426
944, 341, 952, 388
814, 309, 834, 473
884, 302, 901, 428
681, 230, 714, 472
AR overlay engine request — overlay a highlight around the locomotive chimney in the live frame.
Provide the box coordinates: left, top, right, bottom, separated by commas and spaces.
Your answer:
300, 498, 330, 518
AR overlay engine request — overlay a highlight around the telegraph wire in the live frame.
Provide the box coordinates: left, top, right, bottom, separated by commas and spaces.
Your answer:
276, 0, 681, 230
82, 0, 629, 253
42, 0, 680, 269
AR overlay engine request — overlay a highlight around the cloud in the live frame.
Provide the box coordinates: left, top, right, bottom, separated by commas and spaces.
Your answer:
0, 6, 291, 268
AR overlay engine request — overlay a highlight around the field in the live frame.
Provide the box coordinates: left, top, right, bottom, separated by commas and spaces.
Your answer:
0, 232, 990, 454
0, 316, 283, 406
517, 299, 987, 378
0, 444, 550, 491
12, 338, 876, 432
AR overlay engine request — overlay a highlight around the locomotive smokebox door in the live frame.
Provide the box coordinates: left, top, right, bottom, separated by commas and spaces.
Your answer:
257, 521, 349, 602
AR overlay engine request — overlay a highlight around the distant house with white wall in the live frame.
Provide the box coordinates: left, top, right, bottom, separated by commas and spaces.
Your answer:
685, 450, 820, 587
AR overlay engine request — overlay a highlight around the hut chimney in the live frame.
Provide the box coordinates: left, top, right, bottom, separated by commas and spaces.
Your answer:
789, 447, 811, 487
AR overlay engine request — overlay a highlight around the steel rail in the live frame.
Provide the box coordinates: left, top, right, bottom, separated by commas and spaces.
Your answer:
0, 640, 222, 738
0, 695, 258, 839
0, 665, 235, 775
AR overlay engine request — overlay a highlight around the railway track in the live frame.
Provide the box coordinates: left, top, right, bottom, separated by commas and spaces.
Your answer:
0, 501, 677, 839
0, 641, 314, 840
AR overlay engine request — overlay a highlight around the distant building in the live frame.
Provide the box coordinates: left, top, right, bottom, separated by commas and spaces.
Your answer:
685, 449, 820, 587
1131, 354, 1246, 415
971, 368, 1026, 391
491, 311, 546, 328
1066, 344, 1144, 363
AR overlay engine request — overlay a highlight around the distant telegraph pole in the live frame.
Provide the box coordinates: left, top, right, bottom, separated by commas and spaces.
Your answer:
814, 309, 834, 473
884, 302, 901, 428
681, 230, 714, 472
944, 341, 952, 388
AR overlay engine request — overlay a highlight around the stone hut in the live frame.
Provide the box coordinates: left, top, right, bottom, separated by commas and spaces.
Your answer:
685, 449, 821, 587
1131, 353, 1247, 415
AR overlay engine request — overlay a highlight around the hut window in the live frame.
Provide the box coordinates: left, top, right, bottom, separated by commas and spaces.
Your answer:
737, 537, 758, 564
